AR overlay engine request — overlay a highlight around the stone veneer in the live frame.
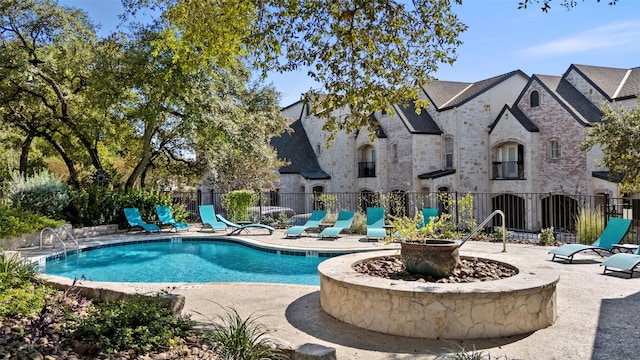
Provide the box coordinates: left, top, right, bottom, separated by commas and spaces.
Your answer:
319, 250, 558, 340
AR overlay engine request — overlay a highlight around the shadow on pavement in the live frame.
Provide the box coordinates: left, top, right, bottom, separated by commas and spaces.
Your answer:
284, 291, 531, 358
592, 290, 640, 360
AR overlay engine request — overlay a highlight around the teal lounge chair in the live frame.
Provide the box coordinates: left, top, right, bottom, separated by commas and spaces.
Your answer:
419, 208, 439, 229
284, 210, 327, 238
549, 218, 632, 263
124, 207, 161, 233
366, 207, 387, 241
155, 205, 190, 232
198, 205, 228, 232
319, 210, 355, 240
216, 214, 275, 235
601, 244, 640, 278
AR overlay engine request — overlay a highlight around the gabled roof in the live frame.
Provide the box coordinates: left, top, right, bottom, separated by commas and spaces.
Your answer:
488, 105, 539, 133
368, 113, 388, 138
534, 74, 603, 126
270, 119, 330, 180
392, 101, 442, 135
422, 70, 528, 111
569, 64, 640, 101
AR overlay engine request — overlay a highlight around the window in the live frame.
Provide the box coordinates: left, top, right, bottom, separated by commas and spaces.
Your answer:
530, 91, 539, 107
549, 140, 560, 159
493, 143, 524, 179
444, 137, 454, 169
392, 144, 398, 162
358, 145, 376, 177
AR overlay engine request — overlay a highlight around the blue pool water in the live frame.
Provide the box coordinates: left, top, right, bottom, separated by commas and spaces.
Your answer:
41, 240, 328, 285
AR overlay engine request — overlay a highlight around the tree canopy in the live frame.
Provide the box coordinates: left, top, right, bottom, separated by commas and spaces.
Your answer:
0, 0, 287, 190
582, 103, 640, 195
518, 0, 619, 12
122, 0, 467, 141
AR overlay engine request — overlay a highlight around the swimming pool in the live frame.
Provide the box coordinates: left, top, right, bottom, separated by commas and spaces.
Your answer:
40, 239, 334, 286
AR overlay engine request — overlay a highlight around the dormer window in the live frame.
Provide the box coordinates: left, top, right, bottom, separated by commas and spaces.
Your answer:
530, 91, 540, 107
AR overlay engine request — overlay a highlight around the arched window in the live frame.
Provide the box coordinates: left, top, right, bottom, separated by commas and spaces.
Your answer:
358, 145, 376, 177
392, 143, 398, 162
530, 91, 540, 107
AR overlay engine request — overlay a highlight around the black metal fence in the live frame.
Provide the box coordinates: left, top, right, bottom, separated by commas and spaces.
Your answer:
169, 190, 639, 244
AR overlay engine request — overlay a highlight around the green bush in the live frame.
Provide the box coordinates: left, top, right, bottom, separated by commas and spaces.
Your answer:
64, 188, 182, 228
0, 283, 53, 317
0, 252, 53, 317
73, 295, 194, 354
576, 207, 605, 245
0, 204, 65, 239
7, 170, 69, 220
0, 252, 40, 289
221, 190, 259, 222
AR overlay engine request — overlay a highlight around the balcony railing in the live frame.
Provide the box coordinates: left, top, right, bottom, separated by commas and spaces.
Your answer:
358, 162, 376, 178
492, 161, 524, 179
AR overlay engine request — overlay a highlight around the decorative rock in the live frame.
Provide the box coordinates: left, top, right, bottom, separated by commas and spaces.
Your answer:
294, 343, 337, 360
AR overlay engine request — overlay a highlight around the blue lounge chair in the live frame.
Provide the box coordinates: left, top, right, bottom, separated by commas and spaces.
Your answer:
155, 205, 190, 232
284, 210, 327, 238
198, 205, 228, 232
366, 207, 387, 241
124, 207, 161, 233
216, 214, 275, 235
319, 210, 355, 240
549, 218, 632, 263
601, 244, 640, 278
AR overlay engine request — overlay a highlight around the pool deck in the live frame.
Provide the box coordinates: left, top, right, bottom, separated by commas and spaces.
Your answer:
17, 226, 640, 360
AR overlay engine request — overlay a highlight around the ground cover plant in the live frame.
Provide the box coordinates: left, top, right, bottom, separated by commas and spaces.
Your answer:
0, 253, 291, 359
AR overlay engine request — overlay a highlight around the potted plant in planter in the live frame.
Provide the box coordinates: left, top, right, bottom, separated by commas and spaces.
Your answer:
389, 211, 461, 279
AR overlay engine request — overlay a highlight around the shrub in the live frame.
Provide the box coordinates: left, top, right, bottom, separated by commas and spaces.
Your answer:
221, 190, 259, 222
0, 252, 53, 317
7, 170, 69, 219
575, 207, 605, 245
538, 227, 555, 246
0, 204, 65, 239
0, 283, 53, 317
73, 294, 194, 354
0, 252, 40, 289
64, 188, 181, 228
205, 307, 288, 360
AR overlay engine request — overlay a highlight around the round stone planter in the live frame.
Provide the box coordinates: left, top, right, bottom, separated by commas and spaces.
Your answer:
400, 239, 461, 278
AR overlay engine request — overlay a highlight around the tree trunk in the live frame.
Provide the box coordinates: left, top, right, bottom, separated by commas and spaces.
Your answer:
19, 135, 34, 178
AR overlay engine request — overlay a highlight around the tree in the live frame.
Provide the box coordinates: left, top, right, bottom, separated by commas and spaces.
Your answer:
0, 0, 114, 187
582, 103, 640, 195
1, 1, 288, 190
518, 0, 619, 12
122, 0, 467, 142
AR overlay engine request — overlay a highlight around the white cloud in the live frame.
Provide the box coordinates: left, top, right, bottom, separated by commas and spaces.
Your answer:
519, 21, 640, 57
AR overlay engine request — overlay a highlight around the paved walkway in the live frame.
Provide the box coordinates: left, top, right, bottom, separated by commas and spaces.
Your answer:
20, 227, 640, 360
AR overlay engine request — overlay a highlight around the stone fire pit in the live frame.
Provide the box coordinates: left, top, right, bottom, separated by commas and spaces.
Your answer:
318, 250, 558, 340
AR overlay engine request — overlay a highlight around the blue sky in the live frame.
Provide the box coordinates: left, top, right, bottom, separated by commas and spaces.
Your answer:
59, 0, 640, 106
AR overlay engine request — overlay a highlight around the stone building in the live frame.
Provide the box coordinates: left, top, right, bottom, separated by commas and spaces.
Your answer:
271, 64, 640, 231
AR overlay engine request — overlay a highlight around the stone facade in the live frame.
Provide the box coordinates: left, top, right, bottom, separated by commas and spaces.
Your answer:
276, 64, 639, 206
